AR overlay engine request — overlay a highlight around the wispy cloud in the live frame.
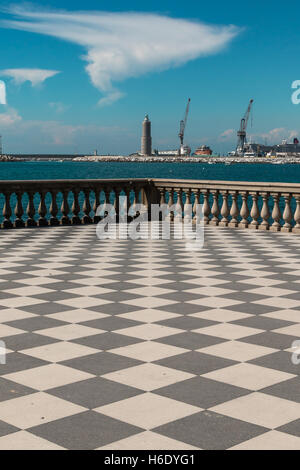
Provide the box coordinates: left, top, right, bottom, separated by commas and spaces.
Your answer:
0, 107, 22, 126
0, 105, 127, 152
219, 128, 235, 140
0, 68, 60, 86
0, 80, 6, 104
250, 128, 299, 144
1, 5, 240, 105
49, 101, 69, 113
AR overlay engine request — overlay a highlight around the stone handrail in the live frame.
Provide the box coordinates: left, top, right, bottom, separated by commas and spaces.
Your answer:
0, 178, 299, 233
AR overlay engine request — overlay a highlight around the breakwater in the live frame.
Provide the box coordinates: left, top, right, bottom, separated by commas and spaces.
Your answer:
76, 155, 300, 164
2, 154, 300, 164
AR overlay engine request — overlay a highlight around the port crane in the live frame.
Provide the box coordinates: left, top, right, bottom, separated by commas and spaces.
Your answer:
178, 98, 191, 155
236, 99, 254, 155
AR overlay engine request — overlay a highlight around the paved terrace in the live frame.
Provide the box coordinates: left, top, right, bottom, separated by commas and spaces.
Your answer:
0, 224, 300, 450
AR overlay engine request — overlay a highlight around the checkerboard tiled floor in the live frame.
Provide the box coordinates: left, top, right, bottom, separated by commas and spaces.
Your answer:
1, 225, 300, 449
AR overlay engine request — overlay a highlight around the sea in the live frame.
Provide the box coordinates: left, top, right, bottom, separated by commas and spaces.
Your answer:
0, 161, 300, 182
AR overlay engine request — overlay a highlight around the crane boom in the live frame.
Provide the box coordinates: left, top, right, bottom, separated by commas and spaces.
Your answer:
179, 98, 191, 146
242, 99, 253, 132
236, 99, 254, 155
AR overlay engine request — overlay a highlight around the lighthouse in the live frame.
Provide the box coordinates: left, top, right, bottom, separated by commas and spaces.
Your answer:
141, 115, 152, 156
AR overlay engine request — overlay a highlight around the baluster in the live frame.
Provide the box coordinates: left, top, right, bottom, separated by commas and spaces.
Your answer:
174, 189, 184, 223
229, 191, 239, 227
184, 189, 192, 224
239, 191, 250, 228
113, 187, 121, 223
61, 190, 70, 225
26, 191, 37, 227
259, 192, 270, 230
128, 187, 136, 221
38, 191, 48, 226
124, 186, 131, 222
282, 193, 292, 232
159, 188, 166, 205
202, 190, 211, 225
219, 191, 229, 227
157, 187, 166, 222
293, 195, 300, 233
14, 191, 25, 228
131, 187, 140, 219
102, 187, 111, 219
72, 189, 81, 225
249, 192, 259, 229
82, 189, 92, 224
93, 188, 101, 223
270, 193, 281, 232
49, 190, 59, 226
166, 188, 174, 222
210, 190, 220, 226
192, 189, 200, 225
2, 192, 13, 229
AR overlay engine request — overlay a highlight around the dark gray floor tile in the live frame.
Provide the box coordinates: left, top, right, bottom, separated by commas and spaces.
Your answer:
224, 303, 281, 315
88, 303, 144, 315
3, 333, 59, 352
156, 332, 225, 350
4, 316, 67, 332
261, 377, 300, 402
158, 303, 209, 315
62, 351, 142, 375
20, 303, 72, 315
156, 292, 205, 302
32, 291, 81, 302
250, 351, 300, 375
0, 377, 36, 402
93, 292, 141, 302
155, 316, 217, 330
29, 411, 142, 450
48, 377, 143, 408
80, 317, 141, 331
221, 292, 268, 302
231, 316, 293, 330
154, 376, 251, 409
0, 353, 48, 376
277, 419, 300, 438
0, 420, 20, 438
72, 332, 142, 351
241, 332, 297, 350
154, 411, 268, 450
155, 351, 236, 375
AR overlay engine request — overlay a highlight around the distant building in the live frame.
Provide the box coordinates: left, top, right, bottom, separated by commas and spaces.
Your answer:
179, 145, 191, 156
154, 149, 179, 156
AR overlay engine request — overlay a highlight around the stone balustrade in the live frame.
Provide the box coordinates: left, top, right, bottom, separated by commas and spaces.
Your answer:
0, 178, 300, 233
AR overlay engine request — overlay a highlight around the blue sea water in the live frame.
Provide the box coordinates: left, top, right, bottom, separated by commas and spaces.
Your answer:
0, 161, 300, 182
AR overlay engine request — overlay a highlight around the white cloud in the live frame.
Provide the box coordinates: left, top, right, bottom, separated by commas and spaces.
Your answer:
0, 68, 60, 87
1, 5, 240, 105
251, 128, 299, 144
49, 101, 69, 113
0, 80, 6, 104
219, 128, 235, 140
0, 105, 128, 153
0, 107, 22, 126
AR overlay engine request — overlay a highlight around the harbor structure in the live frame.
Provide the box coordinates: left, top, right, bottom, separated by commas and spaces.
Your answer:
236, 99, 254, 155
141, 114, 152, 156
194, 145, 212, 156
178, 98, 191, 156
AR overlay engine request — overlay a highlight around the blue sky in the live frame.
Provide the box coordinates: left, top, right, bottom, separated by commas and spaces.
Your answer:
0, 0, 299, 154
